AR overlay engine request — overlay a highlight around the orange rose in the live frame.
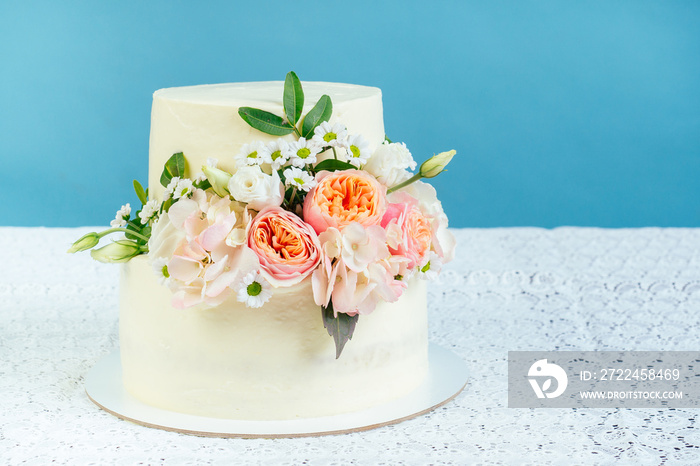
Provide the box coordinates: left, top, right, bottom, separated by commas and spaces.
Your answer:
247, 206, 321, 287
303, 169, 387, 234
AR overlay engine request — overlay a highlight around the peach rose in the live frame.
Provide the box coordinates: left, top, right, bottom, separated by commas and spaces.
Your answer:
303, 169, 387, 234
248, 206, 322, 287
381, 193, 432, 269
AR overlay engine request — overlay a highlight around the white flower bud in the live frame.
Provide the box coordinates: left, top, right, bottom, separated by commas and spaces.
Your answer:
67, 232, 99, 253
90, 240, 141, 263
419, 150, 456, 178
202, 165, 232, 197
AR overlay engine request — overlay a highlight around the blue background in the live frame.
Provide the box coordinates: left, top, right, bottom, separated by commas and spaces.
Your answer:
2, 1, 699, 228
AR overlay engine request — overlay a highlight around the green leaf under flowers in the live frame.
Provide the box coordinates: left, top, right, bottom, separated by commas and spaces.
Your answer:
193, 178, 211, 191
238, 107, 295, 136
283, 71, 304, 126
301, 95, 332, 139
133, 179, 147, 205
162, 197, 173, 213
160, 152, 187, 187
314, 159, 355, 173
321, 302, 359, 359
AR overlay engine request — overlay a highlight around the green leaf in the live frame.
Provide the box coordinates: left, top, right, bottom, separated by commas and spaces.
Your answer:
301, 95, 332, 139
133, 180, 147, 205
193, 178, 211, 191
384, 135, 393, 144
238, 107, 295, 136
160, 152, 187, 187
162, 198, 173, 213
322, 302, 359, 359
283, 71, 304, 126
314, 159, 355, 173
125, 217, 144, 242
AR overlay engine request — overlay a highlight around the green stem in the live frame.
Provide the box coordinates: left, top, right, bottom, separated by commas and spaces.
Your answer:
386, 173, 424, 194
98, 227, 150, 242
332, 147, 338, 160
289, 186, 298, 208
293, 125, 302, 138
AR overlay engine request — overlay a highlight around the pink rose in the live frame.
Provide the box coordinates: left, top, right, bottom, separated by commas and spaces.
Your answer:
381, 193, 432, 269
303, 169, 387, 234
248, 206, 322, 287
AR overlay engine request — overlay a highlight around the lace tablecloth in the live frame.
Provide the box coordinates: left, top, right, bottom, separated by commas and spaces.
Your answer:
2, 227, 700, 465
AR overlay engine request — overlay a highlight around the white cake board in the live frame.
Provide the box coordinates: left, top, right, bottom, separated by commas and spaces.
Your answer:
85, 343, 468, 438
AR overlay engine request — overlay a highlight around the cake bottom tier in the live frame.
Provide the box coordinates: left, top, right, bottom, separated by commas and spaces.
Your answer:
119, 256, 429, 420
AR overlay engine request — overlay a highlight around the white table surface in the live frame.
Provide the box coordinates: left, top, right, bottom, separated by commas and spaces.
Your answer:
2, 226, 699, 465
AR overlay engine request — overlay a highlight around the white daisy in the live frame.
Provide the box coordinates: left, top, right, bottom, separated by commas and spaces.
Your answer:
172, 178, 194, 200
312, 121, 348, 148
235, 141, 267, 167
283, 166, 317, 192
164, 176, 180, 199
266, 139, 290, 170
235, 271, 272, 308
345, 133, 371, 168
110, 203, 131, 228
151, 257, 171, 286
285, 138, 322, 168
417, 252, 442, 281
138, 199, 160, 224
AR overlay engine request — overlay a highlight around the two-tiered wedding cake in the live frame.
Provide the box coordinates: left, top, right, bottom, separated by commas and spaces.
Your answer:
71, 73, 456, 420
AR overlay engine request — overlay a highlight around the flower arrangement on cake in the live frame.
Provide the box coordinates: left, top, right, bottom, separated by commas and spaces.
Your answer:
70, 72, 456, 357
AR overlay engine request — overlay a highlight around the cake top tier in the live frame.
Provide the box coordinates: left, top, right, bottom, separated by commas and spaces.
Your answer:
148, 81, 385, 199
154, 81, 381, 108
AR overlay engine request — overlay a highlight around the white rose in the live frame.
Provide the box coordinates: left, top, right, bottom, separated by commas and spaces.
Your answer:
227, 165, 284, 210
148, 212, 186, 261
364, 142, 417, 188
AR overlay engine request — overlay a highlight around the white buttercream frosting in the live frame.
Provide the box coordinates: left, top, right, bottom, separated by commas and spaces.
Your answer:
120, 256, 428, 420
148, 81, 385, 200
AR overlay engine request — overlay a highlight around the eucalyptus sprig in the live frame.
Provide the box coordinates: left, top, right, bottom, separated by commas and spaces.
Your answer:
238, 71, 333, 140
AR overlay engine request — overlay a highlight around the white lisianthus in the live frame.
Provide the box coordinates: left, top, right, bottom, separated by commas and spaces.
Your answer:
110, 203, 131, 228
419, 150, 456, 178
235, 141, 267, 167
235, 271, 272, 308
283, 166, 316, 192
228, 165, 284, 210
266, 139, 290, 170
151, 256, 171, 286
148, 212, 186, 260
285, 137, 322, 168
172, 178, 194, 200
312, 121, 348, 148
193, 158, 220, 185
345, 134, 371, 168
364, 142, 416, 187
90, 240, 140, 263
138, 199, 160, 224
